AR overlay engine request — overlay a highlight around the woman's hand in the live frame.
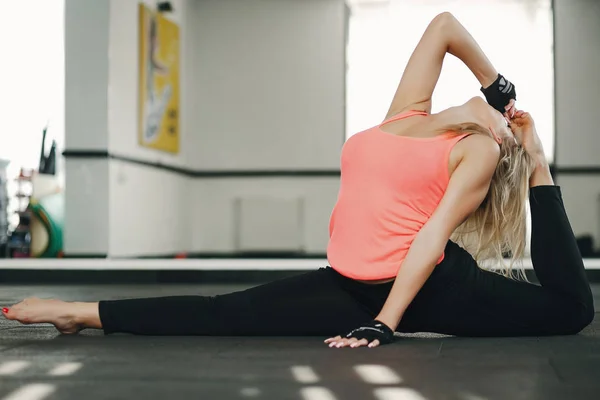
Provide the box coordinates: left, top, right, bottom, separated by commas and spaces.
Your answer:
324, 320, 395, 349
504, 99, 516, 119
509, 110, 545, 159
510, 110, 552, 186
324, 335, 380, 349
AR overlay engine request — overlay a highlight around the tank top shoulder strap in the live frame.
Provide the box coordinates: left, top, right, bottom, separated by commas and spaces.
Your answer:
445, 131, 474, 145
379, 110, 428, 127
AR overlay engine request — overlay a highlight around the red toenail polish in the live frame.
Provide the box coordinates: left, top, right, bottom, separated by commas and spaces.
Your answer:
2, 308, 8, 313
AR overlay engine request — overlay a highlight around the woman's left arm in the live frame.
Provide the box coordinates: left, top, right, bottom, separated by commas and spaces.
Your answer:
326, 135, 500, 348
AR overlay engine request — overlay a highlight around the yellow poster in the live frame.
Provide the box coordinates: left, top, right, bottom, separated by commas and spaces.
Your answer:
138, 4, 180, 154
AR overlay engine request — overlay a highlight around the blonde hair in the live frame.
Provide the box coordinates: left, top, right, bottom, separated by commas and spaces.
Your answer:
442, 123, 536, 280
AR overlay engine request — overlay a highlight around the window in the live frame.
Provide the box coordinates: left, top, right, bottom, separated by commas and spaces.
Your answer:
0, 0, 65, 228
346, 0, 554, 162
0, 0, 65, 171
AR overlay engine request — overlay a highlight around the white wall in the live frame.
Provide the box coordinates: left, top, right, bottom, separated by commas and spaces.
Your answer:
187, 0, 346, 170
64, 0, 111, 254
554, 0, 600, 167
105, 0, 192, 257
108, 160, 191, 257
64, 0, 346, 257
65, 0, 110, 151
65, 0, 195, 256
64, 160, 109, 254
186, 0, 346, 255
557, 176, 600, 244
554, 0, 600, 248
191, 178, 339, 254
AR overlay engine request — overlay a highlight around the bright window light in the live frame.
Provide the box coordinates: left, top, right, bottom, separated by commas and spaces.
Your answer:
346, 0, 554, 162
0, 0, 65, 175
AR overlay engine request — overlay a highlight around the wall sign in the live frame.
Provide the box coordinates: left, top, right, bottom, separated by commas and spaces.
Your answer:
138, 3, 180, 154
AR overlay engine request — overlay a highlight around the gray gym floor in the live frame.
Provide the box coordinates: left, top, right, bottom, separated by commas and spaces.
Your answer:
1, 283, 599, 400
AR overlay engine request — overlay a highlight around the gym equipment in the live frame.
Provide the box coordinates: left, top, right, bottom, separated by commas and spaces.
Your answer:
0, 159, 9, 257
28, 191, 64, 258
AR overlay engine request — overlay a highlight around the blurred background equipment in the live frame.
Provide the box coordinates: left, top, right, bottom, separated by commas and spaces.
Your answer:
157, 1, 173, 13
6, 168, 34, 258
29, 172, 64, 258
2, 122, 64, 259
38, 125, 57, 176
0, 158, 9, 257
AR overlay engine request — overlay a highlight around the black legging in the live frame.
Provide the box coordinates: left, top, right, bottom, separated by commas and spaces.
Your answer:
99, 186, 595, 337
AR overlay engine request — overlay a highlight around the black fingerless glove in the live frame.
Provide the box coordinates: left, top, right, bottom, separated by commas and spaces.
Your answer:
480, 73, 516, 113
345, 320, 395, 344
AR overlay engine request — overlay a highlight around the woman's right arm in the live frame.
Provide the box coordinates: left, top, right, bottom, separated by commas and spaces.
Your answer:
386, 12, 500, 118
509, 110, 554, 187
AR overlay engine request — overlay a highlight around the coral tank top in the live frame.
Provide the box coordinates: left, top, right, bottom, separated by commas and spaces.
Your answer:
327, 110, 470, 280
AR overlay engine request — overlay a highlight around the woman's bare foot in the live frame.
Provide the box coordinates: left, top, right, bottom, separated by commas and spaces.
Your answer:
1, 298, 99, 334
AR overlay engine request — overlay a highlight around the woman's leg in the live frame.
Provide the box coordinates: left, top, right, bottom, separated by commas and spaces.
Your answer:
100, 267, 374, 336
398, 185, 595, 337
5, 268, 374, 336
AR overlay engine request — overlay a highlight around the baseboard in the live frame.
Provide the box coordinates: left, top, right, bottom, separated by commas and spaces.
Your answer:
61, 252, 328, 259
0, 269, 306, 284
62, 253, 109, 259
1, 269, 600, 284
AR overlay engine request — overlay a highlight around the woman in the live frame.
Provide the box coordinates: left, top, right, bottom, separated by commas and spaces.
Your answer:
2, 12, 594, 348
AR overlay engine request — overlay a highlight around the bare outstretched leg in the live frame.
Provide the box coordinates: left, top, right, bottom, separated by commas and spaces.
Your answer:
2, 298, 101, 334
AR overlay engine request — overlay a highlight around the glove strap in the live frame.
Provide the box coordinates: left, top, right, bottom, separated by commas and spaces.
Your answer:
345, 320, 395, 344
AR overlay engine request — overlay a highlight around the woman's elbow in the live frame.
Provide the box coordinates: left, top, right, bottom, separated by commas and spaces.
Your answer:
432, 12, 457, 27
428, 12, 457, 45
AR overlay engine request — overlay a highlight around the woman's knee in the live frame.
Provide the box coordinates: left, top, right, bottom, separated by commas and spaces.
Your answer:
575, 297, 595, 332
557, 297, 595, 335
